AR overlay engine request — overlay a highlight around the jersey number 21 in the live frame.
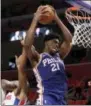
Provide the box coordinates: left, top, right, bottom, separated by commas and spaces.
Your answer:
50, 63, 60, 72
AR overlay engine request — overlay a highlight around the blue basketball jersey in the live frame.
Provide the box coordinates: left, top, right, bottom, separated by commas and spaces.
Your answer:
33, 52, 67, 100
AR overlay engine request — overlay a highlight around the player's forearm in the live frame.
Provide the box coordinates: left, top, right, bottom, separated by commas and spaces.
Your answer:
24, 17, 38, 48
17, 53, 28, 88
55, 15, 72, 43
18, 54, 27, 69
24, 6, 46, 48
18, 68, 27, 90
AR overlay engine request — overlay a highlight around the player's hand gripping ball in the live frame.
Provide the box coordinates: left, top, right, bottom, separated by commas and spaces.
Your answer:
39, 5, 55, 24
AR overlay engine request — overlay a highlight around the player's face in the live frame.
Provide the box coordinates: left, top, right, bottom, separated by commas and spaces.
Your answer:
46, 39, 60, 54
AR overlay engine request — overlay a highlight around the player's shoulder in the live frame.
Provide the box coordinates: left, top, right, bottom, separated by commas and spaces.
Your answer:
41, 52, 50, 57
41, 52, 60, 58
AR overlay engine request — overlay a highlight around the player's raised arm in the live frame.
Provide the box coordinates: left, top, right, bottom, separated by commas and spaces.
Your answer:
24, 6, 49, 62
15, 41, 28, 92
24, 6, 47, 50
54, 10, 72, 59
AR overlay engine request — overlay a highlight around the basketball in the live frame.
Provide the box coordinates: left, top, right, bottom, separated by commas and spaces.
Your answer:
39, 5, 55, 24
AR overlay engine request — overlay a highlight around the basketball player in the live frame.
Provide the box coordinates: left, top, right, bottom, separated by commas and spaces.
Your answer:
24, 6, 72, 105
2, 40, 29, 105
1, 79, 19, 102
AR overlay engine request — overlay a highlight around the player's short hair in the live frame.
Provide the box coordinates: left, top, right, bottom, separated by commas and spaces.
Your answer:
44, 32, 60, 42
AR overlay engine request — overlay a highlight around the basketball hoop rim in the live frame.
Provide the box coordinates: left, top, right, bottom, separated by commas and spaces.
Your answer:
65, 7, 91, 20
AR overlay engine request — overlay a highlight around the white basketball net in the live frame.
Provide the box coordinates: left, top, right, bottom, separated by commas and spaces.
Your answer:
65, 7, 91, 48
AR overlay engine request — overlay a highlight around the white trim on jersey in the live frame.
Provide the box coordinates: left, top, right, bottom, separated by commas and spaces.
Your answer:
36, 94, 43, 105
35, 53, 43, 68
33, 54, 44, 105
34, 68, 44, 93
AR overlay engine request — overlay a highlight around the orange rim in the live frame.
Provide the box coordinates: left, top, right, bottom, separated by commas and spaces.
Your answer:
65, 7, 91, 20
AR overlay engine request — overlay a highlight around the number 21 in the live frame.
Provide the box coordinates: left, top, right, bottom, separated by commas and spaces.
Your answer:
50, 63, 60, 72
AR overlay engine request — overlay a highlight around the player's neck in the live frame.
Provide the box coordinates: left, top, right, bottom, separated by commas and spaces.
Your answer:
43, 48, 55, 56
43, 48, 49, 54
